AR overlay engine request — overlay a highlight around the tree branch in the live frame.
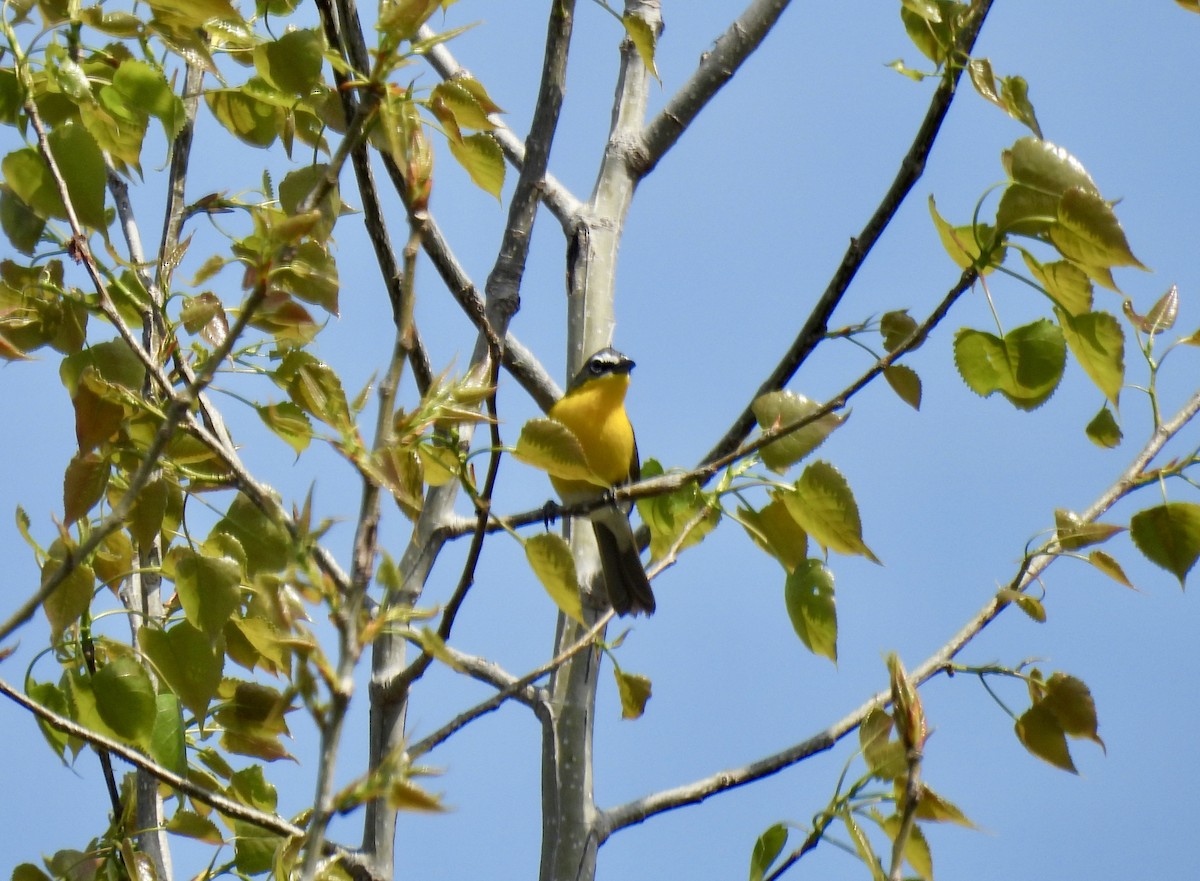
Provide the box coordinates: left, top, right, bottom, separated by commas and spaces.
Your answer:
697, 0, 995, 469
599, 384, 1200, 836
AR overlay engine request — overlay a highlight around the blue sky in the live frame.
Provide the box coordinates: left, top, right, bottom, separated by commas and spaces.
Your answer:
3, 2, 1200, 879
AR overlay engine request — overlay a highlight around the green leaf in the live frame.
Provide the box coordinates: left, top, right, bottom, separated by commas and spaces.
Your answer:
928, 194, 1004, 271
1088, 549, 1134, 588
751, 390, 845, 472
92, 655, 156, 745
47, 123, 107, 229
622, 13, 660, 79
1015, 701, 1075, 772
430, 78, 499, 131
967, 58, 1041, 136
860, 707, 906, 780
205, 89, 281, 148
1040, 673, 1103, 748
879, 814, 933, 881
42, 540, 95, 642
277, 350, 352, 431
1130, 502, 1200, 587
175, 550, 242, 640
1055, 308, 1124, 406
749, 823, 788, 881
953, 318, 1066, 410
911, 783, 975, 826
112, 59, 186, 142
1023, 253, 1092, 316
781, 461, 880, 563
513, 417, 599, 485
146, 0, 242, 26
256, 401, 312, 455
880, 310, 919, 351
841, 805, 886, 881
1054, 509, 1125, 551
0, 184, 47, 254
165, 810, 223, 844
636, 460, 718, 562
525, 533, 583, 623
737, 495, 807, 574
447, 132, 504, 199
997, 588, 1045, 622
149, 693, 187, 776
613, 668, 652, 720
1085, 405, 1121, 448
996, 137, 1099, 236
63, 451, 109, 522
784, 558, 837, 662
139, 621, 224, 722
884, 364, 922, 410
255, 28, 325, 96
1050, 186, 1146, 271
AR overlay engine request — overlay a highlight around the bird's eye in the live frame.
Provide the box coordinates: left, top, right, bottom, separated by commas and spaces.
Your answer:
589, 360, 604, 375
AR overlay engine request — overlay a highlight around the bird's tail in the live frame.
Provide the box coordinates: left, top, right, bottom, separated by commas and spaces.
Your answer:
591, 509, 656, 616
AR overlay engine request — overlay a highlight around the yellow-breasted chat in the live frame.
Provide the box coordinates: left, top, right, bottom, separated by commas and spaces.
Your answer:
547, 347, 655, 616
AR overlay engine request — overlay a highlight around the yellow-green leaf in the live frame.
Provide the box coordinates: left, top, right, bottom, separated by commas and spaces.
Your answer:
447, 132, 504, 199
1023, 253, 1092, 316
737, 495, 807, 573
1130, 502, 1200, 587
1015, 701, 1075, 772
614, 668, 651, 720
622, 13, 659, 79
884, 364, 922, 410
525, 532, 584, 623
92, 655, 156, 745
1056, 308, 1124, 406
513, 417, 599, 485
1088, 550, 1134, 589
1054, 509, 1125, 551
781, 461, 879, 563
929, 194, 1003, 271
751, 390, 845, 473
953, 318, 1065, 411
784, 558, 837, 662
880, 310, 918, 351
749, 823, 788, 881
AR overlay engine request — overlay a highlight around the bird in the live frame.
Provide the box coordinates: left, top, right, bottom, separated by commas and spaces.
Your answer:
546, 347, 656, 616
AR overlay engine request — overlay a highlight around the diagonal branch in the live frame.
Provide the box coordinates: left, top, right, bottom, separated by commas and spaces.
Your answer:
599, 385, 1200, 836
697, 0, 995, 469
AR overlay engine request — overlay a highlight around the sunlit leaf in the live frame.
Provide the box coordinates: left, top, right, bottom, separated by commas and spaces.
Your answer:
784, 558, 837, 662
513, 417, 599, 485
139, 622, 223, 722
614, 668, 652, 720
1050, 186, 1146, 271
525, 532, 584, 623
255, 28, 325, 96
447, 132, 504, 199
63, 451, 109, 523
1054, 509, 1125, 551
1015, 701, 1075, 772
1088, 550, 1134, 588
166, 810, 223, 844
737, 495, 807, 574
1130, 502, 1200, 587
880, 310, 918, 351
175, 550, 242, 640
1040, 673, 1103, 748
929, 194, 1003, 271
256, 401, 312, 455
622, 12, 660, 79
781, 461, 879, 563
42, 540, 95, 642
751, 390, 845, 473
1055, 308, 1123, 406
1023, 253, 1092, 316
997, 588, 1045, 622
953, 318, 1065, 410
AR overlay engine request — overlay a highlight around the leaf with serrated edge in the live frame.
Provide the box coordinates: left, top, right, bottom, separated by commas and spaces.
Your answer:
782, 461, 880, 563
1088, 550, 1134, 588
1085, 405, 1122, 448
884, 364, 922, 410
513, 418, 600, 485
1130, 502, 1200, 587
752, 390, 845, 472
525, 533, 584, 623
784, 558, 837, 662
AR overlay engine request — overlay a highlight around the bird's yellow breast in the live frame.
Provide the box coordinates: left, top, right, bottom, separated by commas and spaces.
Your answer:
548, 372, 635, 494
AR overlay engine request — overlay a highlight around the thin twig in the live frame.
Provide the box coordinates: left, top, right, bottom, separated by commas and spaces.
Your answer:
407, 611, 613, 759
